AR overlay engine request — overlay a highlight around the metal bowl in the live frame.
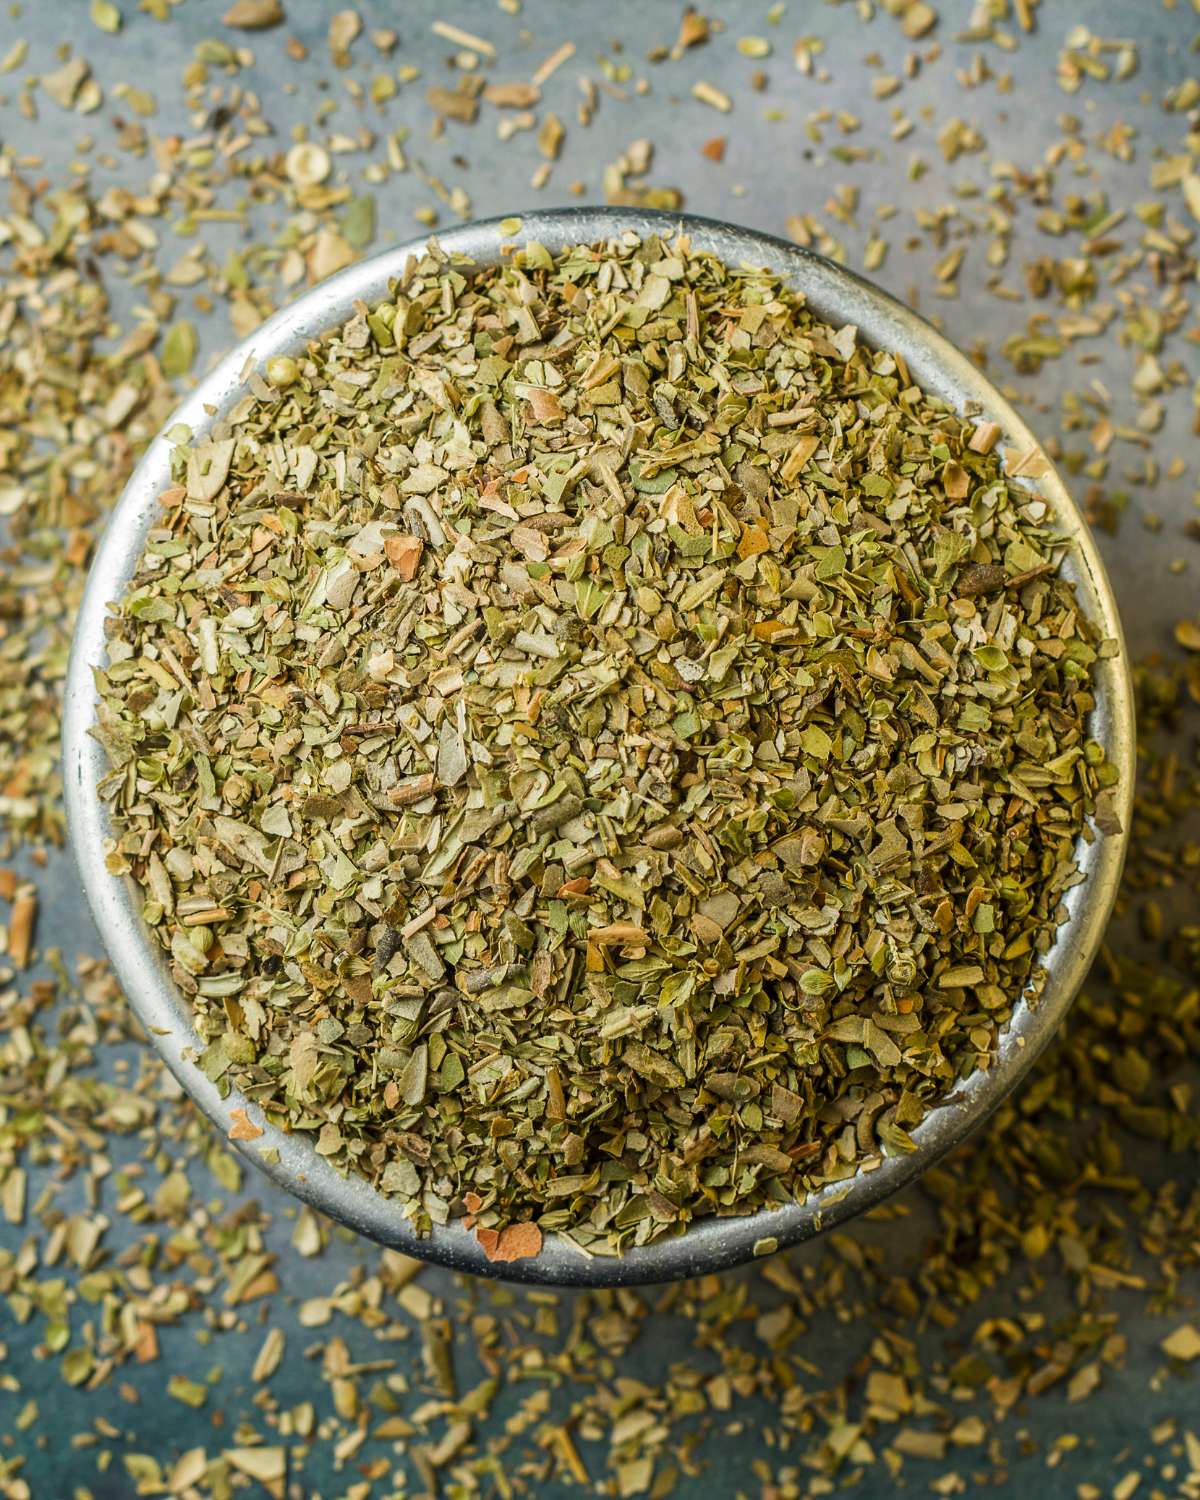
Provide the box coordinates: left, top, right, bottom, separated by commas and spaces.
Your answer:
63, 207, 1135, 1286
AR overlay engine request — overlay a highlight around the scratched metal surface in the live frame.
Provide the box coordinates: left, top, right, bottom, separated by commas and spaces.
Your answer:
3, 2, 1197, 1497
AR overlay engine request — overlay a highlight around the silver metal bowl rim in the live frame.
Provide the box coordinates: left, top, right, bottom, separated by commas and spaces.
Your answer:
62, 206, 1135, 1286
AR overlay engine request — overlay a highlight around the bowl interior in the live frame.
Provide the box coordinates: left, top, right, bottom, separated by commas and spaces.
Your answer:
63, 208, 1134, 1286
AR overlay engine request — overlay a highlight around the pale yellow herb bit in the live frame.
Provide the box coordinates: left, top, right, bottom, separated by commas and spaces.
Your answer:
113, 81, 157, 117
251, 1327, 286, 1382
1, 1165, 26, 1226
0, 38, 28, 73
1162, 1324, 1200, 1362
1174, 619, 1200, 654
431, 20, 495, 58
41, 56, 91, 111
896, 0, 937, 39
531, 39, 575, 87
537, 112, 565, 160
168, 1453, 207, 1493
168, 1375, 208, 1409
328, 7, 361, 65
307, 227, 354, 282
672, 8, 709, 57
222, 0, 285, 28
1182, 174, 1200, 226
793, 36, 825, 74
692, 79, 732, 113
265, 355, 299, 388
90, 0, 123, 33
226, 1448, 286, 1494
186, 438, 235, 503
285, 141, 332, 187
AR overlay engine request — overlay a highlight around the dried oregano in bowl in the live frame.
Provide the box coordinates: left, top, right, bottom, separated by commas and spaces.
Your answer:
93, 229, 1122, 1259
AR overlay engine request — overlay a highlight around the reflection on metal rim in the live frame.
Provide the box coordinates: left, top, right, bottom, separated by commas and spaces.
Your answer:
61, 207, 1135, 1286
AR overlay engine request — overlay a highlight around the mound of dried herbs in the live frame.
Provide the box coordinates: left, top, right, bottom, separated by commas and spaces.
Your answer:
94, 230, 1120, 1256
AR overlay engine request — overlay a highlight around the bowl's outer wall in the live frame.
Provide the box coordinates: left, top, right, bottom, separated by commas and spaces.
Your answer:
62, 208, 1135, 1285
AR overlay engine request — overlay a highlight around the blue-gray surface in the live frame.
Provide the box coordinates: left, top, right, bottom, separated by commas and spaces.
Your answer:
1, 2, 1198, 1499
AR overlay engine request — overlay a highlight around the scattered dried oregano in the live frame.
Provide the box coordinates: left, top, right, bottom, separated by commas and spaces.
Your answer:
94, 231, 1120, 1256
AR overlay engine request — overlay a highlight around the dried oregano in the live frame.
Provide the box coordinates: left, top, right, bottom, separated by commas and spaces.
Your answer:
94, 231, 1119, 1255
